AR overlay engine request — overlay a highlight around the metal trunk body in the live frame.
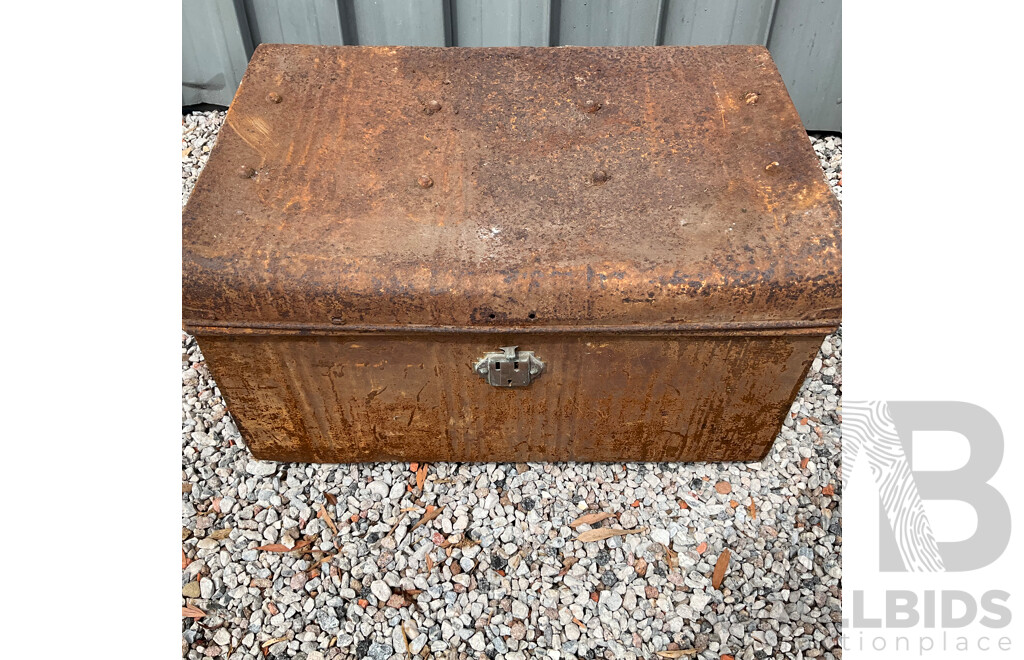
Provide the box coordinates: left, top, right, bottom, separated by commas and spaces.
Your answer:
182, 45, 841, 463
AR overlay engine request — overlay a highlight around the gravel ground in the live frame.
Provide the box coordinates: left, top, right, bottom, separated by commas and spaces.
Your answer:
182, 109, 842, 660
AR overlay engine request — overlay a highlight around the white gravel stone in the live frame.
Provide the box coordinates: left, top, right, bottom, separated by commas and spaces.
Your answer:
602, 590, 624, 611
367, 480, 390, 497
370, 579, 391, 601
244, 461, 275, 477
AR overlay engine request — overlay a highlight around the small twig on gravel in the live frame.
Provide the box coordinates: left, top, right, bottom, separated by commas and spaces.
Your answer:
380, 510, 410, 542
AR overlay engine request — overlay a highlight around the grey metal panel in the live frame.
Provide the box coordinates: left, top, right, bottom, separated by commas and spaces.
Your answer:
766, 0, 841, 131
662, 0, 775, 46
345, 0, 448, 46
243, 0, 346, 45
182, 0, 253, 107
555, 0, 663, 46
451, 0, 549, 46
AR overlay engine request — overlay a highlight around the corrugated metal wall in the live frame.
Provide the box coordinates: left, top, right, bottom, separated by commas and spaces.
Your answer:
183, 0, 841, 131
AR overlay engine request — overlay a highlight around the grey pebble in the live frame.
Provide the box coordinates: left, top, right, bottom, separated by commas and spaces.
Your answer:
367, 481, 390, 498
245, 461, 276, 477
370, 579, 391, 602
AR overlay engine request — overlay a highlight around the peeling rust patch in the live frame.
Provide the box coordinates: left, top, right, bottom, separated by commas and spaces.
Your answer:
364, 385, 387, 405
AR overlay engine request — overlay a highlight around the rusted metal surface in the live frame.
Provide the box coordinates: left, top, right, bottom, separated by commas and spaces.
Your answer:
198, 332, 821, 463
182, 45, 841, 463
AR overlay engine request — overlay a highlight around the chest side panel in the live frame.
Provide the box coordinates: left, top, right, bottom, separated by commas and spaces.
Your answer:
197, 332, 820, 463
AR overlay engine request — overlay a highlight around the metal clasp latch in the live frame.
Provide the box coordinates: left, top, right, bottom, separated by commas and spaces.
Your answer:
473, 346, 545, 387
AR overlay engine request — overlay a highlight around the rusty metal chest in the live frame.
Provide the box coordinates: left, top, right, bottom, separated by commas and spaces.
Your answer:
182, 44, 841, 463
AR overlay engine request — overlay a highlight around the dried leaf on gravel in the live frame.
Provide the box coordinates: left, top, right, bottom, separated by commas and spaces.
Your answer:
655, 650, 698, 658
381, 511, 410, 542
308, 551, 340, 572
666, 546, 679, 570
399, 623, 411, 655
209, 527, 232, 540
453, 535, 480, 549
576, 526, 646, 542
569, 512, 614, 528
317, 504, 339, 534
257, 539, 311, 553
749, 498, 756, 519
416, 464, 428, 490
411, 505, 444, 532
712, 549, 731, 589
261, 635, 289, 649
325, 492, 337, 506
182, 605, 206, 618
